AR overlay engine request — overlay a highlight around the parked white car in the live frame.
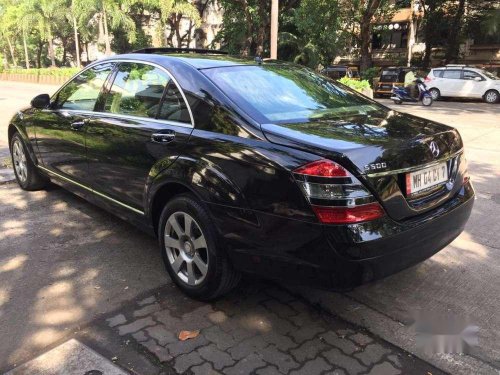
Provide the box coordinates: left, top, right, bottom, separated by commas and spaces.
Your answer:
426, 65, 500, 103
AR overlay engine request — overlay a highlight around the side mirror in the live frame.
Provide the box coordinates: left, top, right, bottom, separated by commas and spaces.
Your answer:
31, 94, 51, 109
474, 76, 482, 82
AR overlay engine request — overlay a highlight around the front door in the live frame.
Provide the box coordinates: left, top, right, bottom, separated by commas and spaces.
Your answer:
86, 62, 194, 211
34, 62, 115, 183
461, 70, 488, 98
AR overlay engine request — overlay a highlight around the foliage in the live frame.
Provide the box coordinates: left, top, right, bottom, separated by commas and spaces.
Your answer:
360, 67, 380, 86
338, 76, 371, 91
292, 0, 344, 67
3, 67, 80, 76
0, 0, 497, 72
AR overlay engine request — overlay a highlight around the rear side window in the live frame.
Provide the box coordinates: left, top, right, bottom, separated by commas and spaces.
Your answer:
104, 62, 169, 119
157, 83, 191, 123
56, 63, 114, 111
433, 70, 444, 78
442, 70, 461, 79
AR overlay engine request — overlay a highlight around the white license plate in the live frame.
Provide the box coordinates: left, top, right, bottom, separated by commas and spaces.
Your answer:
406, 162, 448, 195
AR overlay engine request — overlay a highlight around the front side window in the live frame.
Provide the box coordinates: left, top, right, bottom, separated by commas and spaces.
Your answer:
104, 62, 169, 119
442, 70, 461, 79
56, 63, 114, 111
463, 71, 482, 81
203, 65, 380, 123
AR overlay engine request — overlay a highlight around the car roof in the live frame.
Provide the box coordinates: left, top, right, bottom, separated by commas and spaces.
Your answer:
433, 66, 481, 71
97, 52, 279, 70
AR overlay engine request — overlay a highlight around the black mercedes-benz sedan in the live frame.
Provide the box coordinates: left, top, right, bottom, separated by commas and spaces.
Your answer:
8, 49, 474, 300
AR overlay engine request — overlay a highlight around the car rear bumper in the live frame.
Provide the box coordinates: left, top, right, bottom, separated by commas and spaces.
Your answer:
209, 181, 475, 289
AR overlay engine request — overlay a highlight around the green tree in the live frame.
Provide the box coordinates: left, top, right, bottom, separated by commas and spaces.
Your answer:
26, 0, 67, 67
0, 0, 19, 66
215, 0, 298, 56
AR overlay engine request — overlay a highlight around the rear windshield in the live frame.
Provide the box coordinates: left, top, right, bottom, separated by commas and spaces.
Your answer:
380, 70, 399, 82
202, 65, 380, 123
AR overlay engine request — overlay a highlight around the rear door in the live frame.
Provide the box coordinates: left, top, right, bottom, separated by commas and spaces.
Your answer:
441, 69, 464, 97
35, 62, 115, 183
86, 61, 193, 211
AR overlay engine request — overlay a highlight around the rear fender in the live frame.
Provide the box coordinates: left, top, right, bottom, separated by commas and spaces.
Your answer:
146, 156, 250, 222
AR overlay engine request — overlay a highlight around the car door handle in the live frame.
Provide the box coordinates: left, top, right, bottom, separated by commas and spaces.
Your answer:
71, 119, 89, 130
151, 132, 175, 144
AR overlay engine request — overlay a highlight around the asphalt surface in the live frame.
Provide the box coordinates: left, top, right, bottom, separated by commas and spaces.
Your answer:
0, 81, 499, 374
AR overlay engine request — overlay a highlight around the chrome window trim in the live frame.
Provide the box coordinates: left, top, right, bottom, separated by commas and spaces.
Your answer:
58, 109, 193, 129
365, 149, 463, 178
38, 165, 145, 216
49, 58, 195, 128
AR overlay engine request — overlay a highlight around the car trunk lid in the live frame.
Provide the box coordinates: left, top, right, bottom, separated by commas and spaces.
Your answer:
261, 109, 465, 220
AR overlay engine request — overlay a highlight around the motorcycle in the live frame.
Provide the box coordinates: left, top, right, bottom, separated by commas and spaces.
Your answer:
391, 78, 433, 106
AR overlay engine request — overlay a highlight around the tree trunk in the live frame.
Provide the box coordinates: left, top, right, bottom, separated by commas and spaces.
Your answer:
187, 21, 193, 47
359, 0, 382, 72
359, 21, 372, 71
444, 0, 466, 64
174, 15, 183, 47
23, 29, 30, 69
37, 42, 43, 68
103, 7, 112, 55
241, 0, 253, 56
62, 42, 67, 66
2, 47, 10, 68
48, 37, 56, 67
73, 16, 81, 67
85, 42, 90, 63
423, 40, 433, 68
6, 36, 17, 67
255, 0, 268, 57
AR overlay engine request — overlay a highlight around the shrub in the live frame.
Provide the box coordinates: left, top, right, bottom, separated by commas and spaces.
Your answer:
3, 67, 79, 77
338, 77, 371, 92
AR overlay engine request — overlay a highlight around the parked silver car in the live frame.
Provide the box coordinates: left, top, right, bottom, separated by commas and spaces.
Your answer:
426, 65, 500, 103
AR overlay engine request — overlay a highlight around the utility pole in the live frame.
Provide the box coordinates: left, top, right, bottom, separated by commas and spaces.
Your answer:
270, 0, 279, 59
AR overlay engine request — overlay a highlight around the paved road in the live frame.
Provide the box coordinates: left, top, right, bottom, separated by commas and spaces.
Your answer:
0, 81, 498, 374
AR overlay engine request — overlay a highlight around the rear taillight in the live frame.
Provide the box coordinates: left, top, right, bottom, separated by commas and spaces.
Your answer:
293, 159, 385, 224
425, 76, 431, 82
312, 203, 385, 224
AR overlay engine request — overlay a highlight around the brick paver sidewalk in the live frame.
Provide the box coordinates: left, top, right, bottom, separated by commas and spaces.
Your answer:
106, 282, 443, 375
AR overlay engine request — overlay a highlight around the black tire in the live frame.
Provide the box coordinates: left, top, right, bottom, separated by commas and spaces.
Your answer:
10, 132, 48, 191
422, 96, 433, 106
158, 194, 240, 300
484, 90, 499, 104
429, 88, 440, 101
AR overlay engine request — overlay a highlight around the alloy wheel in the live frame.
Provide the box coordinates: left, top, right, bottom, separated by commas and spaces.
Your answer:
12, 139, 28, 184
485, 91, 498, 103
164, 211, 209, 286
429, 89, 439, 100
